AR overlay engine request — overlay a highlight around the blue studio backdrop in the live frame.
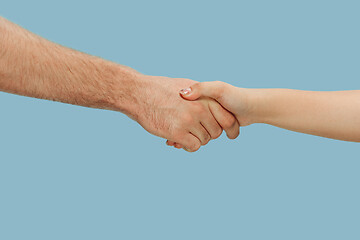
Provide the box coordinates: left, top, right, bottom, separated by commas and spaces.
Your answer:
0, 1, 359, 239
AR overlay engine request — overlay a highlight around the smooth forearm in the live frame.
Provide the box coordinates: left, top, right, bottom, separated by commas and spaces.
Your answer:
0, 16, 142, 116
249, 88, 360, 142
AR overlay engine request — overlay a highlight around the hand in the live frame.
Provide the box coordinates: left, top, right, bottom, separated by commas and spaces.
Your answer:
180, 81, 360, 143
179, 81, 255, 127
129, 76, 240, 152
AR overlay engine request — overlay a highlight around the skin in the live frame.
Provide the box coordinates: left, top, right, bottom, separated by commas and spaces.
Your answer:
167, 81, 360, 147
0, 17, 239, 152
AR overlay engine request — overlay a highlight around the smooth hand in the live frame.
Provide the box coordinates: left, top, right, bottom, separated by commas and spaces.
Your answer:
167, 81, 252, 149
179, 81, 255, 127
180, 81, 360, 142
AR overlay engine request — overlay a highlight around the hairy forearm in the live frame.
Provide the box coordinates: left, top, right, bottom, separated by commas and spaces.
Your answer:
0, 16, 142, 115
250, 89, 360, 142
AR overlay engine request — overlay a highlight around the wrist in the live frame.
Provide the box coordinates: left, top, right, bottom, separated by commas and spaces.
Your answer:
246, 88, 279, 124
242, 88, 270, 124
110, 65, 148, 119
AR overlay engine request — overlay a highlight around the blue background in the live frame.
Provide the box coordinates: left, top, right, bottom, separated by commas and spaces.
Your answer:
1, 1, 359, 239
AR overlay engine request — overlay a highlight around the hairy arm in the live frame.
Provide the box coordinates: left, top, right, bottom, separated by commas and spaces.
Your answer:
0, 16, 138, 114
181, 82, 360, 142
0, 17, 239, 151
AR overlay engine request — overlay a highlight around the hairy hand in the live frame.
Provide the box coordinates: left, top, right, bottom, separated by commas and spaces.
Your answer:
130, 76, 239, 152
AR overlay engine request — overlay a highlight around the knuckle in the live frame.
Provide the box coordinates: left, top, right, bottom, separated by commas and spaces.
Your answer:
214, 81, 228, 89
185, 140, 201, 152
169, 132, 182, 143
190, 142, 201, 152
212, 128, 223, 139
192, 82, 202, 91
222, 115, 237, 129
189, 104, 207, 118
181, 113, 194, 126
213, 81, 227, 98
202, 134, 211, 145
171, 129, 183, 139
228, 127, 240, 139
193, 102, 205, 112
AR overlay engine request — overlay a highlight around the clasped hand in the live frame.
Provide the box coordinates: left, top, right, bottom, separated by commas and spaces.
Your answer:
167, 81, 248, 151
132, 75, 243, 152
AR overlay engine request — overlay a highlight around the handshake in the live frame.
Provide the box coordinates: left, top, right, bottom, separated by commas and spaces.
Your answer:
130, 75, 360, 150
131, 76, 248, 152
1, 16, 358, 147
171, 81, 247, 152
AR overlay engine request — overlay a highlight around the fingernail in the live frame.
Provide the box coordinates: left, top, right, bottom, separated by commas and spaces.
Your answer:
180, 88, 192, 95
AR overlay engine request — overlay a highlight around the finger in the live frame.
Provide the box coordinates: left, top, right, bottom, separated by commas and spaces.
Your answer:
200, 111, 223, 140
174, 143, 183, 149
179, 81, 228, 101
177, 133, 201, 152
190, 123, 211, 145
166, 140, 175, 146
209, 101, 240, 139
166, 140, 184, 149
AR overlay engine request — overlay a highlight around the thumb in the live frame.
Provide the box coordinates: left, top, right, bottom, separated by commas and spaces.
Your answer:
179, 81, 225, 101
